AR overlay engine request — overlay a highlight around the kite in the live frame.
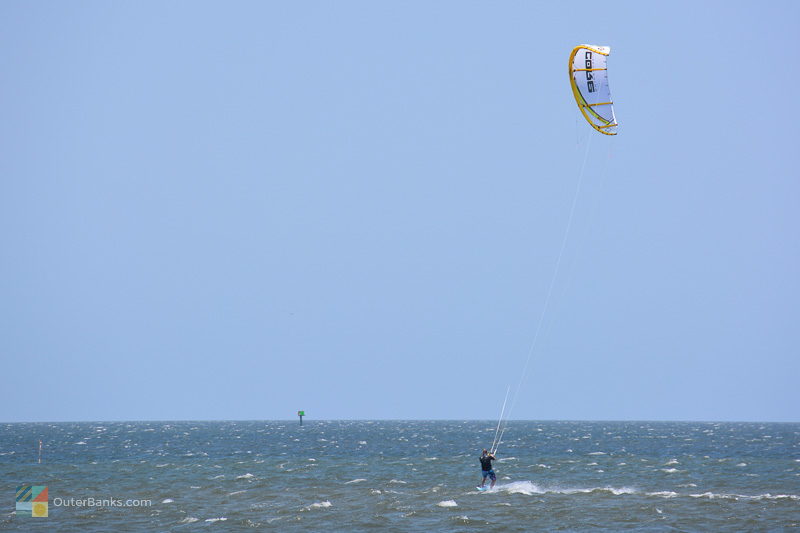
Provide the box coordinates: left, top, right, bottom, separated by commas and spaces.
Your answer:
569, 45, 618, 135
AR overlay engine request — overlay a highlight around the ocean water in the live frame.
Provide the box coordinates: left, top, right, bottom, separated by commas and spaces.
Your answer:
1, 420, 798, 531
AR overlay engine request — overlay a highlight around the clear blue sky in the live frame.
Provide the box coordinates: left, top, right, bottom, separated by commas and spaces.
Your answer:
2, 1, 797, 422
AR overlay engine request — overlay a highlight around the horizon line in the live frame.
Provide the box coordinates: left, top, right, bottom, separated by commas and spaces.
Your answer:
3, 417, 799, 424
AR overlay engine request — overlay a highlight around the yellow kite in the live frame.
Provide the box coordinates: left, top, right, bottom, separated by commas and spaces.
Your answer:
569, 45, 618, 135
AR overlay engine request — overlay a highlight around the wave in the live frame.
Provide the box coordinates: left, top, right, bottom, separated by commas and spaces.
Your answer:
646, 491, 678, 498
490, 482, 798, 502
494, 482, 636, 496
306, 501, 332, 510
689, 492, 799, 501
437, 500, 458, 507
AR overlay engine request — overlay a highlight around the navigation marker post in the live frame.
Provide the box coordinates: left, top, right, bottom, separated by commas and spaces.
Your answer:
298, 410, 305, 425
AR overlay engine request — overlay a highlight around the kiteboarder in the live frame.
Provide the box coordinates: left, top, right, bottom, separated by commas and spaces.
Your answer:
479, 449, 497, 489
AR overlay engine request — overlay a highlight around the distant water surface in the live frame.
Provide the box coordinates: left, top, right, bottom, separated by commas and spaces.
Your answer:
1, 420, 798, 531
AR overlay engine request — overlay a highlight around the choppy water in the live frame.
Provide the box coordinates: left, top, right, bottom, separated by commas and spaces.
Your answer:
1, 420, 798, 531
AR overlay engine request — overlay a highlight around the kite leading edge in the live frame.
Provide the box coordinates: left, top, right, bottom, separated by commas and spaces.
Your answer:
569, 44, 618, 135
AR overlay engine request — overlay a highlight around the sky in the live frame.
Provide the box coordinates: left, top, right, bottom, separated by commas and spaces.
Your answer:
1, 1, 798, 423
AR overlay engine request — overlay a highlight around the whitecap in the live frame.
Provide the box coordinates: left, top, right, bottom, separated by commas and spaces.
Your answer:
691, 492, 800, 501
603, 487, 636, 496
498, 481, 544, 495
358, 441, 367, 445
665, 459, 679, 465
437, 500, 458, 508
228, 490, 246, 496
236, 473, 255, 480
690, 492, 726, 499
558, 486, 636, 496
588, 451, 606, 455
660, 468, 679, 473
736, 462, 747, 467
179, 517, 199, 524
647, 491, 678, 498
308, 501, 332, 509
389, 479, 407, 484
162, 498, 174, 504
758, 494, 799, 501
205, 517, 227, 522
345, 479, 366, 484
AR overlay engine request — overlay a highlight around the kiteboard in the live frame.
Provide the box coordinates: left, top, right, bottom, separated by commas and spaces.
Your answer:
476, 486, 490, 492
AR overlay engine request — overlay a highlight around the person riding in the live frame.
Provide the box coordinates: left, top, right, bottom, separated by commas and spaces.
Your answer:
479, 449, 497, 489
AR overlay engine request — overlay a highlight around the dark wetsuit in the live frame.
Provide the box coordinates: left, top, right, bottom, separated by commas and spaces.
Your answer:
480, 454, 496, 481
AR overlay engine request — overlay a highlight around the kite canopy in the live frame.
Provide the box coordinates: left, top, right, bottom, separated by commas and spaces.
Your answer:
569, 44, 618, 135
